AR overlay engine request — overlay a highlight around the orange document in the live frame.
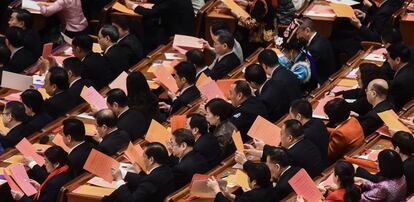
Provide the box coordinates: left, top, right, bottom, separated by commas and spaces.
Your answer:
195, 73, 213, 87
337, 79, 358, 87
221, 0, 250, 18
52, 134, 71, 152
306, 4, 336, 17
83, 149, 120, 182
147, 64, 174, 75
32, 143, 51, 153
247, 116, 281, 146
147, 80, 160, 90
124, 142, 148, 173
4, 172, 22, 192
37, 88, 50, 100
288, 169, 322, 202
42, 43, 53, 58
172, 35, 203, 49
85, 123, 97, 136
0, 117, 10, 134
138, 3, 154, 9
329, 3, 356, 18
80, 86, 107, 110
232, 131, 244, 152
313, 96, 337, 119
226, 169, 249, 190
170, 115, 187, 132
377, 110, 411, 133
153, 67, 179, 93
216, 79, 239, 99
4, 155, 24, 164
344, 156, 378, 173
15, 138, 45, 166
145, 119, 172, 147
9, 164, 37, 196
92, 43, 102, 53
198, 80, 226, 101
73, 185, 115, 196
109, 71, 128, 93
112, 2, 136, 15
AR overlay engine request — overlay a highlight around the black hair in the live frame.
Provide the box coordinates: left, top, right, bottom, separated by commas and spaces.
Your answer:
298, 17, 315, 31
106, 88, 128, 107
334, 161, 361, 202
187, 113, 209, 135
72, 35, 93, 51
391, 131, 414, 155
205, 98, 235, 121
245, 162, 271, 188
0, 45, 11, 66
5, 101, 27, 122
283, 119, 304, 138
48, 66, 69, 90
100, 24, 119, 42
144, 142, 170, 165
258, 49, 279, 67
185, 49, 205, 68
5, 26, 25, 47
211, 20, 230, 35
371, 83, 388, 98
324, 98, 350, 125
216, 30, 235, 49
20, 89, 45, 114
126, 71, 158, 118
233, 80, 252, 97
62, 57, 83, 77
11, 8, 33, 29
95, 109, 118, 127
290, 99, 313, 119
381, 28, 402, 45
244, 64, 267, 85
387, 43, 411, 63
266, 147, 293, 167
44, 146, 69, 168
174, 61, 197, 84
358, 63, 384, 90
111, 15, 131, 31
63, 118, 86, 141
173, 128, 195, 147
378, 149, 404, 179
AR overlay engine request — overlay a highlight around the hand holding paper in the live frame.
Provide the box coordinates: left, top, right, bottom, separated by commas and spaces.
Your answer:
145, 119, 172, 148
15, 138, 45, 166
124, 142, 148, 173
80, 86, 107, 110
247, 116, 281, 146
288, 169, 322, 202
83, 149, 120, 182
153, 67, 179, 93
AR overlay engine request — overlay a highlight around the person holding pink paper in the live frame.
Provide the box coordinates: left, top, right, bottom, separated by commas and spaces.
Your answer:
11, 146, 72, 202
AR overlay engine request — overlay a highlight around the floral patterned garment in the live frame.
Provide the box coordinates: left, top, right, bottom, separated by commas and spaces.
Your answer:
361, 176, 407, 202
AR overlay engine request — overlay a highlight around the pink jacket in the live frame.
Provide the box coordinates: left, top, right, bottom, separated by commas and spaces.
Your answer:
40, 0, 88, 32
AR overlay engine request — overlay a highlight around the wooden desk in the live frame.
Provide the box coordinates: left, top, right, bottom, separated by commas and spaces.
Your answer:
400, 13, 414, 46
302, 1, 336, 38
204, 0, 237, 44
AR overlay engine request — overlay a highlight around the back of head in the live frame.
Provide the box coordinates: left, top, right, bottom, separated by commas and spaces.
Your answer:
381, 28, 402, 45
173, 128, 195, 147
63, 57, 83, 77
358, 63, 384, 90
111, 15, 130, 31
267, 147, 292, 167
72, 35, 93, 52
205, 98, 235, 121
48, 66, 69, 90
290, 99, 313, 119
258, 49, 279, 68
387, 43, 411, 63
211, 20, 230, 35
63, 118, 86, 141
20, 89, 45, 114
100, 24, 119, 43
216, 30, 235, 49
284, 119, 304, 139
5, 101, 27, 122
5, 27, 25, 48
12, 8, 33, 29
144, 142, 170, 165
106, 88, 128, 107
187, 113, 209, 135
185, 49, 205, 68
245, 162, 271, 188
324, 98, 350, 125
244, 64, 267, 85
369, 79, 388, 99
174, 61, 197, 84
334, 160, 361, 202
378, 149, 404, 179
95, 109, 118, 128
391, 131, 414, 156
44, 145, 69, 167
233, 80, 252, 98
127, 71, 151, 97
297, 17, 315, 32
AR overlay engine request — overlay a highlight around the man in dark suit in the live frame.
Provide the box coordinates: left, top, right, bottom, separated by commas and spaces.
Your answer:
160, 61, 201, 115
187, 113, 221, 169
93, 109, 130, 156
0, 101, 30, 149
43, 67, 77, 119
112, 15, 143, 65
72, 35, 113, 89
106, 89, 150, 141
103, 142, 175, 202
296, 17, 337, 84
98, 25, 131, 76
228, 80, 268, 142
207, 30, 241, 80
289, 99, 329, 169
167, 129, 209, 190
3, 26, 37, 73
358, 79, 393, 136
185, 49, 212, 80
62, 57, 95, 105
386, 44, 414, 111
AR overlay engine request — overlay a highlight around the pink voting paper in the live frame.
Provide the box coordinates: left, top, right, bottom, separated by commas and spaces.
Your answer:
319, 173, 335, 187
408, 195, 414, 202
330, 86, 351, 94
313, 96, 337, 119
404, 13, 414, 21
309, 4, 335, 14
198, 80, 225, 101
3, 92, 22, 101
372, 48, 387, 55
80, 86, 107, 110
247, 116, 281, 146
42, 43, 53, 58
54, 56, 70, 66
216, 79, 239, 99
15, 138, 45, 166
4, 172, 22, 192
288, 169, 322, 202
173, 45, 191, 54
109, 71, 128, 92
153, 67, 179, 93
9, 164, 37, 196
83, 149, 120, 182
172, 35, 203, 49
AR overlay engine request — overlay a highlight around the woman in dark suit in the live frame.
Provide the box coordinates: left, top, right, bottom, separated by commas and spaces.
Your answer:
20, 89, 53, 135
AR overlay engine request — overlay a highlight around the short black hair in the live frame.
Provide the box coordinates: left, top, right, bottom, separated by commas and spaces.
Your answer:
186, 49, 205, 68
324, 98, 350, 124
381, 28, 402, 45
5, 26, 25, 47
0, 45, 11, 65
258, 49, 279, 67
371, 83, 388, 98
387, 43, 411, 63
245, 162, 271, 188
244, 64, 266, 85
297, 17, 315, 31
358, 63, 384, 90
5, 101, 27, 122
62, 57, 83, 77
100, 24, 119, 42
72, 35, 93, 51
290, 99, 313, 119
106, 88, 128, 107
211, 20, 230, 35
378, 149, 404, 179
144, 142, 170, 165
233, 80, 252, 97
63, 118, 86, 141
216, 30, 234, 49
44, 145, 69, 167
205, 98, 235, 121
11, 8, 33, 29
173, 128, 195, 147
48, 66, 69, 90
187, 113, 209, 135
111, 15, 131, 31
174, 61, 197, 84
95, 109, 118, 127
20, 89, 45, 114
391, 131, 414, 155
284, 119, 304, 138
266, 147, 293, 167
282, 39, 303, 50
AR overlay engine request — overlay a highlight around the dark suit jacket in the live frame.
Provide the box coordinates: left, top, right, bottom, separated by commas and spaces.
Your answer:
389, 64, 414, 111
68, 141, 93, 177
404, 155, 414, 196
104, 44, 131, 76
303, 118, 329, 169
357, 100, 393, 136
194, 133, 221, 169
170, 85, 200, 114
118, 108, 150, 141
24, 29, 42, 57
44, 91, 76, 119
102, 166, 175, 202
118, 34, 144, 65
81, 52, 114, 89
0, 123, 30, 149
68, 78, 95, 105
4, 47, 38, 73
272, 166, 301, 201
170, 150, 209, 189
214, 187, 274, 202
229, 96, 268, 142
97, 129, 130, 156
307, 33, 337, 84
210, 52, 241, 80
23, 112, 53, 135
336, 88, 372, 116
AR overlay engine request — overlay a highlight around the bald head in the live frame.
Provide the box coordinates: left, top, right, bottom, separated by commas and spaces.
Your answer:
95, 109, 118, 127
367, 79, 388, 105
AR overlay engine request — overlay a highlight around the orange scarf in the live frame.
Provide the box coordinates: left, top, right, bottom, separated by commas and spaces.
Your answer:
34, 165, 69, 200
